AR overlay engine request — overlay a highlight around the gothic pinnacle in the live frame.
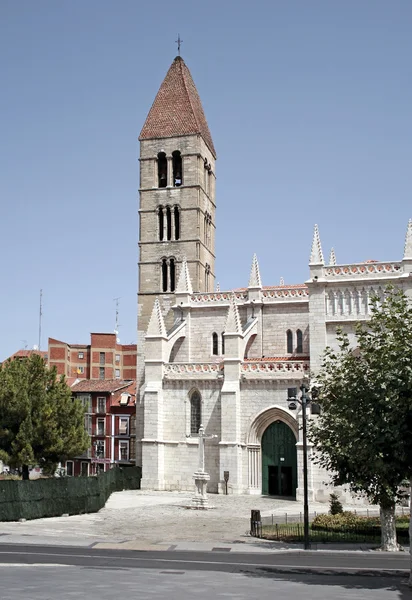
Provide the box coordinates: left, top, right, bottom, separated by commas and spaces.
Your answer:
309, 224, 324, 265
248, 254, 262, 288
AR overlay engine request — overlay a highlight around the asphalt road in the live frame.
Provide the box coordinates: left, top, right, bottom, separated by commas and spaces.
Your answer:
0, 543, 410, 576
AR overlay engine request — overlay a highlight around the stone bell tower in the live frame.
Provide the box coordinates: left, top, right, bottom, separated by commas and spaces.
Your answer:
137, 55, 217, 400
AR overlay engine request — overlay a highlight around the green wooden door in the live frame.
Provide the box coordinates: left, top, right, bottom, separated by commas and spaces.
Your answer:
261, 421, 297, 497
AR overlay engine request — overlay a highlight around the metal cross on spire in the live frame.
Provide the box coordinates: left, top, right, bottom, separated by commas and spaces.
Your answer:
175, 34, 183, 56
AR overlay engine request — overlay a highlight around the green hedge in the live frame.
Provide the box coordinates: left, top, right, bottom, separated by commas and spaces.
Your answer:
0, 466, 141, 522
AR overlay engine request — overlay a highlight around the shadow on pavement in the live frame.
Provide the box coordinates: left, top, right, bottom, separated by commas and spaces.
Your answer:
240, 567, 412, 597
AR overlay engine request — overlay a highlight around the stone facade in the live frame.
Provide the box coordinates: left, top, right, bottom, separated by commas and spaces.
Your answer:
137, 55, 412, 502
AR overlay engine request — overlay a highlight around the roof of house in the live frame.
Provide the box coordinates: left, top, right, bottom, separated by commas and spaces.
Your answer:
71, 379, 134, 393
112, 381, 136, 406
139, 56, 216, 158
8, 349, 48, 360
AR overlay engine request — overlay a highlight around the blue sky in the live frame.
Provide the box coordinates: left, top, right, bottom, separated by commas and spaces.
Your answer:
1, 1, 411, 361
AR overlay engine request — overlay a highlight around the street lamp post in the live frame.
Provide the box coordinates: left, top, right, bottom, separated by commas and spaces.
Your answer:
288, 381, 314, 550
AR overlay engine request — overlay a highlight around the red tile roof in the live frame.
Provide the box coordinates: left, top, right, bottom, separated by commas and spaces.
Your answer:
112, 381, 136, 406
139, 56, 216, 158
8, 349, 48, 360
71, 379, 134, 393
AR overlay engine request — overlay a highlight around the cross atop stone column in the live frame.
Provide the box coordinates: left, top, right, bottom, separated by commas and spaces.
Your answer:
197, 424, 217, 473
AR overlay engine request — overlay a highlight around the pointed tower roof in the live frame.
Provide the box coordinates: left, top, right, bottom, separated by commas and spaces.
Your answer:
175, 258, 193, 294
329, 247, 336, 266
404, 219, 412, 260
146, 298, 166, 337
248, 254, 262, 288
139, 56, 216, 158
224, 293, 242, 334
309, 224, 324, 265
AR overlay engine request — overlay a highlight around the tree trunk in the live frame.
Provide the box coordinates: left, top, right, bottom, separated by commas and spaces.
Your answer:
408, 478, 412, 586
380, 503, 401, 551
21, 465, 29, 480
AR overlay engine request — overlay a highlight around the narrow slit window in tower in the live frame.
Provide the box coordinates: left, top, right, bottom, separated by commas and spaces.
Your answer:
174, 206, 180, 240
169, 258, 175, 292
296, 329, 303, 354
172, 151, 182, 186
286, 330, 293, 354
212, 332, 218, 355
166, 206, 172, 240
157, 152, 167, 188
162, 259, 168, 292
221, 333, 225, 355
158, 207, 164, 241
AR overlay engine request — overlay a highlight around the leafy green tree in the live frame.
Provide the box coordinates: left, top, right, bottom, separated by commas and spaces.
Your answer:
309, 286, 412, 552
0, 354, 89, 479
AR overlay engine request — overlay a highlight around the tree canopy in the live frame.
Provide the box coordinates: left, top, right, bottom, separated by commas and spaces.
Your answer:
309, 286, 412, 550
0, 354, 89, 477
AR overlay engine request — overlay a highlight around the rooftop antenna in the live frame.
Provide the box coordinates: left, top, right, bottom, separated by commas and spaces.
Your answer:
38, 289, 43, 350
21, 340, 28, 350
114, 297, 121, 342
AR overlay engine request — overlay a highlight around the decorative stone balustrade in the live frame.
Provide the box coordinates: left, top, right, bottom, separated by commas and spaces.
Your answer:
324, 262, 402, 278
164, 363, 223, 379
191, 291, 247, 304
262, 286, 308, 301
242, 360, 310, 377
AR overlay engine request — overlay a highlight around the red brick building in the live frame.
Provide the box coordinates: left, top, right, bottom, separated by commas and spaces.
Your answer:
48, 333, 136, 380
68, 379, 136, 476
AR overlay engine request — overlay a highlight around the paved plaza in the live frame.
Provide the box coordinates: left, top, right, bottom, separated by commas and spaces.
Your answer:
0, 490, 378, 549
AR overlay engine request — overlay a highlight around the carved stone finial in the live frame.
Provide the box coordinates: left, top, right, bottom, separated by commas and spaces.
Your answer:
403, 219, 412, 260
224, 292, 242, 334
329, 247, 336, 266
309, 224, 324, 265
175, 257, 193, 294
248, 254, 262, 288
147, 297, 166, 337
280, 276, 285, 286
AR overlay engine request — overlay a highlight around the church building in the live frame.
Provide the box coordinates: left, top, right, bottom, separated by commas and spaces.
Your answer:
136, 54, 412, 501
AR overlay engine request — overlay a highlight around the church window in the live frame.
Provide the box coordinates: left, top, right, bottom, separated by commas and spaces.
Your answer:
166, 206, 172, 240
174, 206, 180, 240
158, 207, 164, 241
286, 330, 293, 354
221, 332, 225, 355
296, 329, 303, 353
161, 259, 168, 292
157, 152, 167, 188
172, 151, 182, 186
169, 258, 176, 292
190, 391, 201, 435
212, 332, 218, 355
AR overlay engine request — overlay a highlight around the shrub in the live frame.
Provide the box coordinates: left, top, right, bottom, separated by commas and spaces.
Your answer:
329, 492, 343, 515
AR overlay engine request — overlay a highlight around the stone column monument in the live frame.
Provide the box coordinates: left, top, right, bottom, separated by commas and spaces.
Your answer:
191, 425, 216, 509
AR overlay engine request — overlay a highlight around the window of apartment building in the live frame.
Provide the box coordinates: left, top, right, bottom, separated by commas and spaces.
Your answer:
65, 461, 74, 477
97, 397, 106, 414
84, 414, 92, 435
78, 352, 84, 359
99, 367, 105, 379
77, 366, 84, 374
99, 352, 105, 365
96, 463, 105, 474
97, 418, 105, 436
80, 462, 89, 477
119, 417, 129, 436
95, 440, 105, 459
115, 369, 120, 379
78, 394, 91, 413
115, 354, 120, 363
119, 441, 129, 461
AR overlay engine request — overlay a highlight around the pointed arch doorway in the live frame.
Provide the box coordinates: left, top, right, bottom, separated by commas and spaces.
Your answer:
261, 420, 297, 497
